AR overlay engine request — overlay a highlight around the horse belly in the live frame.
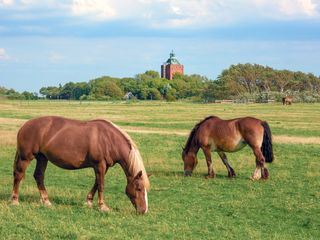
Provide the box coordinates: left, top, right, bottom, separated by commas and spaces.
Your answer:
42, 132, 92, 169
44, 150, 90, 169
229, 140, 247, 152
212, 138, 247, 153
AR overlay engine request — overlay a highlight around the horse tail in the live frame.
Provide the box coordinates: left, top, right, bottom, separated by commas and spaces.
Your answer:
261, 121, 274, 163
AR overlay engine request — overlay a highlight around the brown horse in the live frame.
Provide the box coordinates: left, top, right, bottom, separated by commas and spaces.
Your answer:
182, 116, 274, 180
282, 96, 293, 105
11, 116, 150, 214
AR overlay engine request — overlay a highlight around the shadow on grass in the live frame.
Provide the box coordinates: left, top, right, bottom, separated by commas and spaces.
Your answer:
149, 170, 184, 177
0, 191, 82, 207
50, 196, 81, 206
0, 192, 39, 204
149, 169, 252, 179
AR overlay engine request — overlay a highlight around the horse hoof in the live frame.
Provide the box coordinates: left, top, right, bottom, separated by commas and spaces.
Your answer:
85, 201, 93, 208
99, 205, 111, 212
40, 199, 52, 207
261, 168, 269, 180
11, 200, 19, 206
228, 172, 236, 178
250, 176, 260, 181
205, 174, 215, 179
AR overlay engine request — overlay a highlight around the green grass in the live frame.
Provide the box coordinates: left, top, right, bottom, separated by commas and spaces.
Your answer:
0, 100, 319, 239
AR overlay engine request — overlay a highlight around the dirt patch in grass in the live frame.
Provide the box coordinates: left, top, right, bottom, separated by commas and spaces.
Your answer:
0, 118, 25, 125
1, 126, 319, 147
273, 135, 320, 145
0, 130, 17, 146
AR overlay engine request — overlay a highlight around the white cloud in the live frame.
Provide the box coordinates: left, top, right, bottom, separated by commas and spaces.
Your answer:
20, 0, 37, 4
0, 48, 10, 60
67, 0, 319, 28
301, 0, 318, 15
254, 0, 318, 18
71, 0, 117, 21
1, 0, 319, 28
0, 0, 14, 6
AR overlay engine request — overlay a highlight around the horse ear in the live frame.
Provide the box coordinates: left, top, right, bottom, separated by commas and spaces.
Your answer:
134, 170, 143, 179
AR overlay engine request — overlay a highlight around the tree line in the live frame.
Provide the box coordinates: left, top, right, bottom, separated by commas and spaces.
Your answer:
1, 64, 320, 102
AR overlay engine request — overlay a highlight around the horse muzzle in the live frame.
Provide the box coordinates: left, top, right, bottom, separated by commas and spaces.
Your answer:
184, 170, 193, 176
136, 206, 148, 214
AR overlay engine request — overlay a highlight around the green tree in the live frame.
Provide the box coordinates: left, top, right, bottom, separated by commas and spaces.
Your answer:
272, 70, 294, 93
202, 80, 228, 102
136, 70, 160, 80
39, 86, 60, 99
21, 91, 38, 100
90, 77, 124, 100
148, 88, 161, 100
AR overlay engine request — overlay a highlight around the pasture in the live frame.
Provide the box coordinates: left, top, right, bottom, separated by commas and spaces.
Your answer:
0, 100, 319, 239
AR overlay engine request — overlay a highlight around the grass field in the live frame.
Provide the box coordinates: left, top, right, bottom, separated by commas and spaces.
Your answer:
0, 100, 319, 239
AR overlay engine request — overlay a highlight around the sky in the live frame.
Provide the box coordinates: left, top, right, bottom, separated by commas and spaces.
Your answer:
0, 0, 320, 92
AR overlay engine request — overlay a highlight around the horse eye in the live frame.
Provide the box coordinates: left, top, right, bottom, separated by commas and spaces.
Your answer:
137, 188, 142, 192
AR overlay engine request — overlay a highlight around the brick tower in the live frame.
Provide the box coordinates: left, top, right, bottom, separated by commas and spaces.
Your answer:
161, 51, 184, 80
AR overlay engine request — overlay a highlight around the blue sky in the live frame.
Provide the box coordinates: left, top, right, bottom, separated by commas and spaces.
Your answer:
0, 0, 320, 92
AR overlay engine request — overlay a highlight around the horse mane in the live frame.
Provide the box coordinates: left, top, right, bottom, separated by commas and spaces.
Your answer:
105, 120, 150, 191
183, 116, 216, 154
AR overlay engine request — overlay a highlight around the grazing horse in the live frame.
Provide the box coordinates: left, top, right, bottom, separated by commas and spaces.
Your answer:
182, 116, 274, 180
282, 96, 293, 105
11, 116, 150, 214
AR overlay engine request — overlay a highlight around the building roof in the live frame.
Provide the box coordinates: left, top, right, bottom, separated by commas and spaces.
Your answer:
165, 51, 181, 65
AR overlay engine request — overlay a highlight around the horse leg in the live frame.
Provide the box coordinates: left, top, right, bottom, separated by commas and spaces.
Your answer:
11, 153, 31, 205
95, 162, 110, 212
86, 175, 98, 208
87, 166, 109, 208
87, 165, 110, 208
34, 154, 51, 206
217, 152, 236, 178
203, 147, 215, 178
251, 147, 269, 180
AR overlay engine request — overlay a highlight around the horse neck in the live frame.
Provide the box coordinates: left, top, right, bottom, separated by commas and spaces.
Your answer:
186, 144, 200, 156
115, 142, 133, 176
118, 144, 150, 190
184, 129, 201, 156
105, 120, 150, 190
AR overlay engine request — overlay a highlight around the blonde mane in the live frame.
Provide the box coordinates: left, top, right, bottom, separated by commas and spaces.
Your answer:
106, 120, 150, 191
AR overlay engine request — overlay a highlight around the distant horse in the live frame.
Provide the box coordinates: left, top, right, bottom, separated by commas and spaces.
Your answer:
11, 116, 150, 214
282, 96, 293, 105
182, 116, 274, 180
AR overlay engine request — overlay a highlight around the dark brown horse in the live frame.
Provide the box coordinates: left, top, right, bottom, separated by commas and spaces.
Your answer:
282, 96, 293, 105
182, 116, 274, 180
11, 116, 150, 214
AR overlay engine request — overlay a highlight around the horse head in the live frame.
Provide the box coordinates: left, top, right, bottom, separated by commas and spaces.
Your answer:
182, 149, 198, 176
125, 170, 149, 214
